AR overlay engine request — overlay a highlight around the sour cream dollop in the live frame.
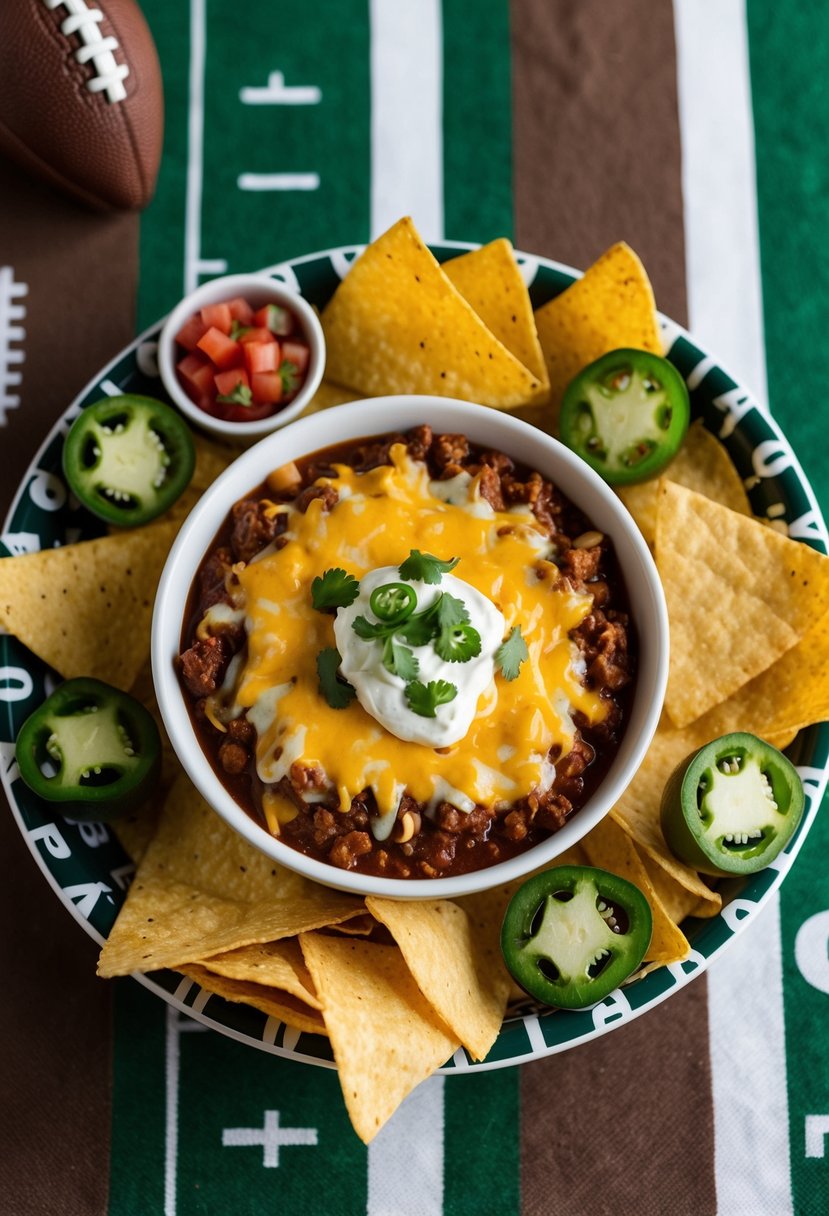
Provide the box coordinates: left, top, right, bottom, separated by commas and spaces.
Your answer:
333, 565, 506, 747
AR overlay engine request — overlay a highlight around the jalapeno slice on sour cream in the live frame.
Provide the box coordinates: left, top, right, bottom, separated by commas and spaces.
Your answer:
560, 348, 690, 485
500, 865, 653, 1009
63, 394, 195, 526
660, 731, 805, 876
15, 678, 162, 821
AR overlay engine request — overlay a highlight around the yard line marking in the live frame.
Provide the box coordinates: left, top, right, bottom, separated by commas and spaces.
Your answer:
237, 173, 320, 192
196, 258, 228, 276
240, 70, 321, 106
221, 1110, 318, 1167
367, 1075, 444, 1215
184, 0, 207, 296
164, 1004, 181, 1216
369, 0, 443, 241
674, 0, 768, 409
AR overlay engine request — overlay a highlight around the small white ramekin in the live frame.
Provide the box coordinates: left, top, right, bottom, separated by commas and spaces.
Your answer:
157, 272, 325, 444
152, 396, 669, 900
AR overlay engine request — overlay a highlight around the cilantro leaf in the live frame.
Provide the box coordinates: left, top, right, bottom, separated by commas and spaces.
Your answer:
311, 568, 360, 611
436, 592, 470, 630
395, 594, 442, 645
352, 614, 390, 640
495, 626, 529, 681
229, 320, 252, 341
316, 648, 356, 709
216, 381, 253, 406
398, 550, 460, 584
435, 622, 482, 663
382, 635, 420, 680
404, 679, 458, 718
280, 360, 301, 395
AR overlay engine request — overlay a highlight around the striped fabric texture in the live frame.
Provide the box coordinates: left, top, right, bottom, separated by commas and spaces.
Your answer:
1, 1, 828, 1213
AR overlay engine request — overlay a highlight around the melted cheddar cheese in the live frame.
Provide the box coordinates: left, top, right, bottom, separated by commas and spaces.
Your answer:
226, 444, 606, 820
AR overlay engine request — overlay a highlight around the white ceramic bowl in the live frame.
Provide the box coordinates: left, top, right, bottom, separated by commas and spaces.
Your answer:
157, 272, 326, 444
152, 396, 669, 899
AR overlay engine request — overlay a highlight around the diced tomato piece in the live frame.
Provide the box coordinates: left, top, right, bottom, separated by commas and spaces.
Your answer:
253, 303, 294, 336
251, 371, 284, 405
226, 296, 256, 325
200, 302, 233, 335
214, 367, 250, 396
238, 326, 274, 346
177, 352, 215, 399
197, 327, 242, 370
281, 341, 310, 374
218, 399, 277, 423
175, 313, 208, 352
244, 340, 280, 375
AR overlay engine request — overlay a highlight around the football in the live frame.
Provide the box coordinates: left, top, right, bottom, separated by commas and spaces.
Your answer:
0, 0, 164, 211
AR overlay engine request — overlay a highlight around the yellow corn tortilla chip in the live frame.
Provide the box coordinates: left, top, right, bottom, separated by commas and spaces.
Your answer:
617, 421, 753, 546
533, 241, 662, 415
300, 935, 459, 1144
636, 848, 718, 923
301, 379, 363, 417
0, 521, 177, 690
321, 217, 544, 408
581, 816, 690, 965
366, 897, 507, 1062
657, 480, 829, 727
442, 239, 549, 391
97, 774, 362, 976
178, 964, 326, 1036
197, 939, 321, 1009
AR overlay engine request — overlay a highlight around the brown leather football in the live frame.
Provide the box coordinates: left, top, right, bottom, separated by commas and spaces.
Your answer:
0, 0, 164, 210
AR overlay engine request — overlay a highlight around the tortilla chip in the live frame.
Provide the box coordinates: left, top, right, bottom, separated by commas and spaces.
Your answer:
656, 480, 829, 727
366, 897, 507, 1061
443, 239, 549, 391
300, 935, 459, 1144
617, 421, 753, 546
0, 521, 177, 690
301, 380, 363, 416
533, 242, 662, 415
581, 816, 690, 965
636, 848, 718, 923
178, 964, 326, 1036
321, 217, 543, 408
97, 774, 361, 976
197, 938, 321, 1009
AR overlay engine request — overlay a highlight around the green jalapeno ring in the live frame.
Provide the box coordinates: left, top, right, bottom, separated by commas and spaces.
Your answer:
560, 348, 690, 486
500, 864, 653, 1009
660, 731, 805, 877
63, 394, 195, 527
15, 677, 162, 822
369, 582, 418, 624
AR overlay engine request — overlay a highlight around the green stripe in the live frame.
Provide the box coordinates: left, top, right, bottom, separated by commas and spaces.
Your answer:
442, 0, 514, 241
748, 6, 829, 1212
444, 1069, 521, 1215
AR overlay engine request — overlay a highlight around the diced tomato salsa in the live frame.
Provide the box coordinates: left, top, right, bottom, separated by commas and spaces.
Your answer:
175, 295, 311, 423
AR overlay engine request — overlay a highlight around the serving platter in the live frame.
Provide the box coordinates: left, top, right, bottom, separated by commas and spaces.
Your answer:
2, 243, 827, 1073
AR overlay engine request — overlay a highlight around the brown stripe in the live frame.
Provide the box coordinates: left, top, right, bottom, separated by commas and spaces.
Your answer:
511, 2, 716, 1211
0, 160, 138, 1214
511, 0, 688, 327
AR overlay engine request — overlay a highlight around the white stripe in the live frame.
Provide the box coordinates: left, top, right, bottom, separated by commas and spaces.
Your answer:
237, 173, 320, 192
369, 0, 443, 241
184, 0, 207, 295
164, 1005, 181, 1216
673, 0, 768, 410
367, 1075, 444, 1215
675, 8, 792, 1211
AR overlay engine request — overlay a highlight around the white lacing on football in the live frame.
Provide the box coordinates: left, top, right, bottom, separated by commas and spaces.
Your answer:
43, 0, 130, 103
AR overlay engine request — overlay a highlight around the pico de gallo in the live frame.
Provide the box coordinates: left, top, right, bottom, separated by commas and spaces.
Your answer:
175, 294, 312, 423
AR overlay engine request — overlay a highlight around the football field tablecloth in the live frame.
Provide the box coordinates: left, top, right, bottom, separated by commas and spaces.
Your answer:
2, 1, 829, 1213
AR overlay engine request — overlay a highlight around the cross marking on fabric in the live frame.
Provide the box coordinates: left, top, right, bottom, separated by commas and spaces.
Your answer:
805, 1115, 829, 1158
239, 70, 321, 105
222, 1110, 318, 1167
0, 267, 27, 425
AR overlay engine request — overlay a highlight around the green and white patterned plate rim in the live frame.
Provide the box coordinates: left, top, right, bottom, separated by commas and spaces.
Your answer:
2, 243, 827, 1074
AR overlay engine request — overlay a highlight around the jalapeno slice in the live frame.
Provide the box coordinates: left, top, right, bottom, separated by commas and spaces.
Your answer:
660, 731, 805, 876
369, 582, 418, 624
15, 677, 162, 821
500, 865, 652, 1009
560, 349, 690, 485
63, 394, 196, 526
